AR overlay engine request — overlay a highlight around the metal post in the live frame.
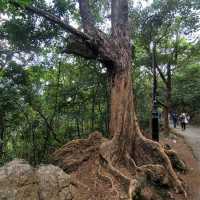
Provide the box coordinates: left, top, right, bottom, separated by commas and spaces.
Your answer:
151, 42, 159, 142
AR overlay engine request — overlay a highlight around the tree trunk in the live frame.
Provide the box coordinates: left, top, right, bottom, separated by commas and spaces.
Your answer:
75, 118, 80, 138
164, 91, 171, 134
105, 80, 110, 137
164, 64, 172, 134
108, 62, 140, 158
164, 106, 170, 134
91, 92, 95, 130
0, 113, 5, 155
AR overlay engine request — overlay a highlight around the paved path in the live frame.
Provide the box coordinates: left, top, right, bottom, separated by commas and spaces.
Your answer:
174, 125, 200, 166
173, 125, 200, 200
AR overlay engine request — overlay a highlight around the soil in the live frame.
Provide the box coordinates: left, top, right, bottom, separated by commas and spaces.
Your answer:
161, 132, 200, 200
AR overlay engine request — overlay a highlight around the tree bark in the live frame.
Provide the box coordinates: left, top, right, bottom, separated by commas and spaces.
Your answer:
78, 0, 95, 33
0, 112, 5, 155
108, 61, 140, 153
98, 0, 142, 161
164, 64, 172, 134
75, 118, 80, 138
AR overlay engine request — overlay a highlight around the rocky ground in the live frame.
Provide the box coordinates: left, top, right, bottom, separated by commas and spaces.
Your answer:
0, 127, 200, 200
0, 159, 75, 200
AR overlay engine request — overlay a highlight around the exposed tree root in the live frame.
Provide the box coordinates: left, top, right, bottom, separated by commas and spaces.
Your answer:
52, 132, 187, 200
52, 132, 106, 173
133, 135, 187, 198
164, 146, 187, 172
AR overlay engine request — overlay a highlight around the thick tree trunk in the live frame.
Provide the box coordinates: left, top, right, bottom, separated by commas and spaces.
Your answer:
104, 2, 142, 158
108, 0, 140, 149
108, 62, 140, 156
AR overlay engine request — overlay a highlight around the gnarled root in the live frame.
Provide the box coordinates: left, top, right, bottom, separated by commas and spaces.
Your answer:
97, 151, 141, 200
133, 135, 187, 194
164, 146, 187, 172
52, 131, 105, 172
52, 131, 187, 200
99, 133, 187, 199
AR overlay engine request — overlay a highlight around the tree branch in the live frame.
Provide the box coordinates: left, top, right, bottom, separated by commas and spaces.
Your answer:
156, 65, 167, 86
171, 32, 179, 65
111, 0, 128, 27
62, 48, 96, 60
155, 23, 171, 44
10, 1, 117, 70
111, 0, 128, 36
152, 44, 168, 86
61, 35, 98, 60
158, 100, 167, 108
31, 106, 61, 143
10, 1, 91, 41
78, 0, 95, 33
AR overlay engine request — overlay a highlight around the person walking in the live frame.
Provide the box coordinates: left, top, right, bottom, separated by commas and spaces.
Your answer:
179, 113, 188, 131
171, 112, 178, 128
186, 114, 190, 124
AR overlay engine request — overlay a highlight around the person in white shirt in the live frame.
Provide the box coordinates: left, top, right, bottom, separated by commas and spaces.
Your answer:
179, 113, 187, 131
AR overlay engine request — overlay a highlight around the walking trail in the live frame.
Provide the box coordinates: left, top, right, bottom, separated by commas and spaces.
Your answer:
174, 125, 200, 168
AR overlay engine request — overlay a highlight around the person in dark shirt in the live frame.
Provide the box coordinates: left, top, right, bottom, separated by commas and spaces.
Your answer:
171, 112, 178, 128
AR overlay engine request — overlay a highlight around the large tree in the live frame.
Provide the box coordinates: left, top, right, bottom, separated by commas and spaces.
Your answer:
1, 0, 187, 199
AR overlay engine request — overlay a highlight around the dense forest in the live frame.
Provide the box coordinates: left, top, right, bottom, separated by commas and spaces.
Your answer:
0, 1, 200, 198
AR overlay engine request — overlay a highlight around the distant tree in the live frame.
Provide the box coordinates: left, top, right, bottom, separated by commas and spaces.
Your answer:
172, 63, 200, 124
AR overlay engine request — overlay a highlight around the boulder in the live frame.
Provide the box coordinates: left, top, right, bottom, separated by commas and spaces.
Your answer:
0, 159, 74, 200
